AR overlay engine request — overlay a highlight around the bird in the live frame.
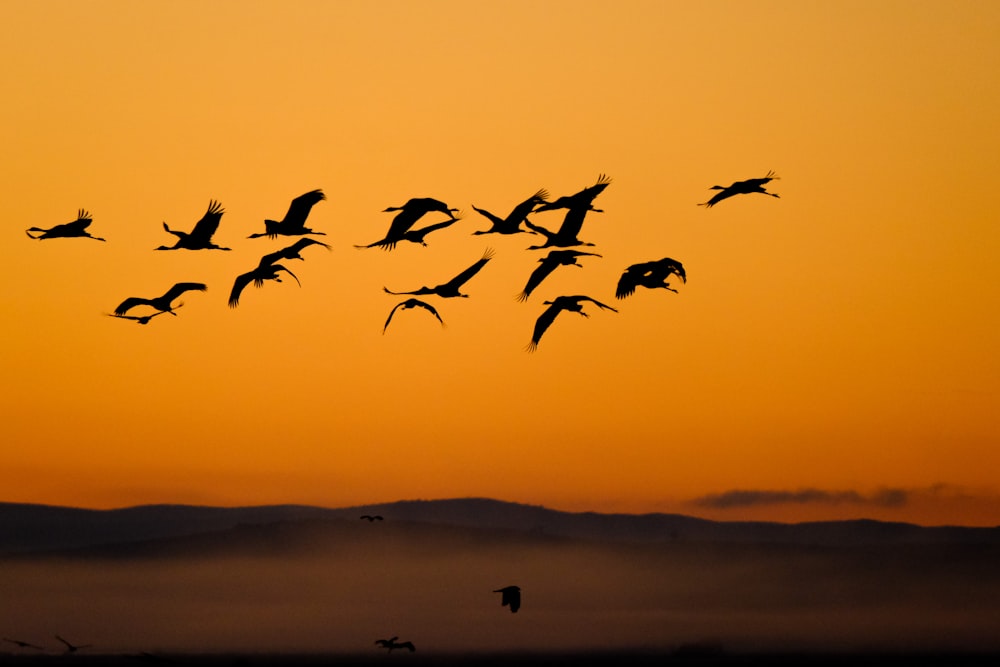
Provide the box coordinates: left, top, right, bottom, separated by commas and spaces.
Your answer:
106, 305, 183, 325
493, 585, 521, 613
228, 263, 300, 308
615, 257, 686, 299
356, 197, 460, 251
383, 299, 445, 333
375, 637, 415, 653
257, 237, 331, 266
383, 248, 495, 298
55, 635, 92, 653
248, 189, 327, 238
524, 174, 611, 250
471, 189, 548, 235
698, 171, 780, 207
3, 638, 44, 650
155, 200, 230, 250
527, 295, 618, 352
114, 283, 206, 317
360, 514, 384, 522
516, 249, 603, 302
26, 209, 105, 241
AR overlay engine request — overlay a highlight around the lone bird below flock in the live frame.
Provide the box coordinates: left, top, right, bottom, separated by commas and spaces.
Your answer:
156, 200, 230, 250
26, 209, 105, 241
493, 585, 521, 613
516, 249, 602, 302
383, 248, 495, 298
698, 171, 780, 208
114, 282, 206, 317
383, 299, 445, 334
527, 295, 618, 352
615, 257, 686, 299
248, 189, 326, 238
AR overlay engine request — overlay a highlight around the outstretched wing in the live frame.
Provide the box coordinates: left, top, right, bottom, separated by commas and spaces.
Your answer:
228, 272, 255, 308
163, 282, 207, 303
114, 296, 149, 316
382, 302, 406, 333
440, 247, 495, 291
517, 255, 560, 302
190, 200, 224, 241
471, 205, 504, 228
527, 302, 562, 352
413, 299, 444, 325
283, 189, 326, 228
580, 295, 618, 313
615, 264, 644, 299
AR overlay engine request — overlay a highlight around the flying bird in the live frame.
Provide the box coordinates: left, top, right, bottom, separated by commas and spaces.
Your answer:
155, 200, 230, 250
698, 171, 780, 207
516, 249, 602, 302
383, 299, 445, 333
106, 305, 183, 325
493, 585, 521, 613
248, 189, 327, 238
55, 635, 92, 653
257, 237, 331, 266
3, 638, 44, 650
114, 282, 206, 317
26, 209, 105, 241
527, 295, 618, 352
524, 174, 611, 250
615, 257, 686, 299
228, 263, 300, 308
384, 248, 495, 298
356, 197, 460, 251
375, 637, 415, 653
360, 514, 384, 522
471, 189, 548, 235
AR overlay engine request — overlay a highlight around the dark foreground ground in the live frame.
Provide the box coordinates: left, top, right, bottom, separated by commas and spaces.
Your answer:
3, 650, 1000, 667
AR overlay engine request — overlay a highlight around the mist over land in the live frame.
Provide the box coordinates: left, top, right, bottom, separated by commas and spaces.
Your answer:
2, 499, 999, 660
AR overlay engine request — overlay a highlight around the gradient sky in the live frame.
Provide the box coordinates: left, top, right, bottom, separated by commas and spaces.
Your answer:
3, 0, 998, 526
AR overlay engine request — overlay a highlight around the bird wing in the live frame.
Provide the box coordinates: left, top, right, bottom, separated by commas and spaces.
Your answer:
517, 254, 561, 301
440, 247, 495, 290
382, 302, 407, 333
283, 189, 326, 229
698, 188, 734, 207
228, 272, 255, 308
190, 200, 224, 240
413, 299, 444, 325
471, 205, 504, 228
527, 302, 563, 351
163, 282, 207, 303
580, 295, 618, 313
615, 265, 642, 299
574, 173, 612, 205
114, 296, 149, 316
274, 264, 301, 286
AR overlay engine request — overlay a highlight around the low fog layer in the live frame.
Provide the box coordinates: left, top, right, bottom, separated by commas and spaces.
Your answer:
2, 519, 998, 656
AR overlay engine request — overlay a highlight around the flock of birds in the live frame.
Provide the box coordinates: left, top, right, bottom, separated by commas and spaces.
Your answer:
26, 172, 780, 349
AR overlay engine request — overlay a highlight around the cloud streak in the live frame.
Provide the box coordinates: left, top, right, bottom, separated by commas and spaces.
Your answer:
691, 487, 909, 509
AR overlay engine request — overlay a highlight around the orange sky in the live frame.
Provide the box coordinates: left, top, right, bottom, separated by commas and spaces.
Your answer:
2, 0, 998, 525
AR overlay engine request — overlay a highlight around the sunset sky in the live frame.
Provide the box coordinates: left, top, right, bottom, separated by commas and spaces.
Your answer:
3, 0, 998, 526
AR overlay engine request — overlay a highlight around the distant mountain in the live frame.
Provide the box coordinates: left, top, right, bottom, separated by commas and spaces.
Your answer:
2, 497, 998, 557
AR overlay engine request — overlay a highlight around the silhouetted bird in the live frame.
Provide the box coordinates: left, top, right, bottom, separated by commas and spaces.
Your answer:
114, 283, 206, 317
26, 209, 105, 241
4, 638, 44, 650
615, 257, 686, 299
55, 635, 92, 653
257, 237, 331, 266
375, 637, 415, 653
524, 174, 610, 249
356, 197, 460, 250
471, 189, 548, 235
698, 171, 780, 207
516, 249, 602, 302
493, 585, 521, 613
228, 263, 300, 308
156, 200, 230, 250
248, 189, 327, 238
383, 299, 445, 333
106, 305, 182, 325
527, 295, 618, 352
360, 514, 384, 521
384, 248, 495, 298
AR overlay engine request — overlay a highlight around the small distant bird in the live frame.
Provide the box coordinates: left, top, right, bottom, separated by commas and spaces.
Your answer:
114, 282, 206, 317
360, 514, 384, 522
106, 304, 183, 325
698, 171, 780, 208
471, 189, 548, 235
248, 189, 327, 238
493, 585, 521, 613
383, 299, 445, 334
525, 174, 610, 250
516, 249, 602, 302
228, 263, 300, 308
55, 635, 92, 653
356, 197, 460, 251
3, 638, 44, 650
384, 248, 495, 298
375, 637, 415, 653
26, 209, 105, 241
156, 200, 230, 250
615, 257, 686, 299
527, 295, 618, 352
